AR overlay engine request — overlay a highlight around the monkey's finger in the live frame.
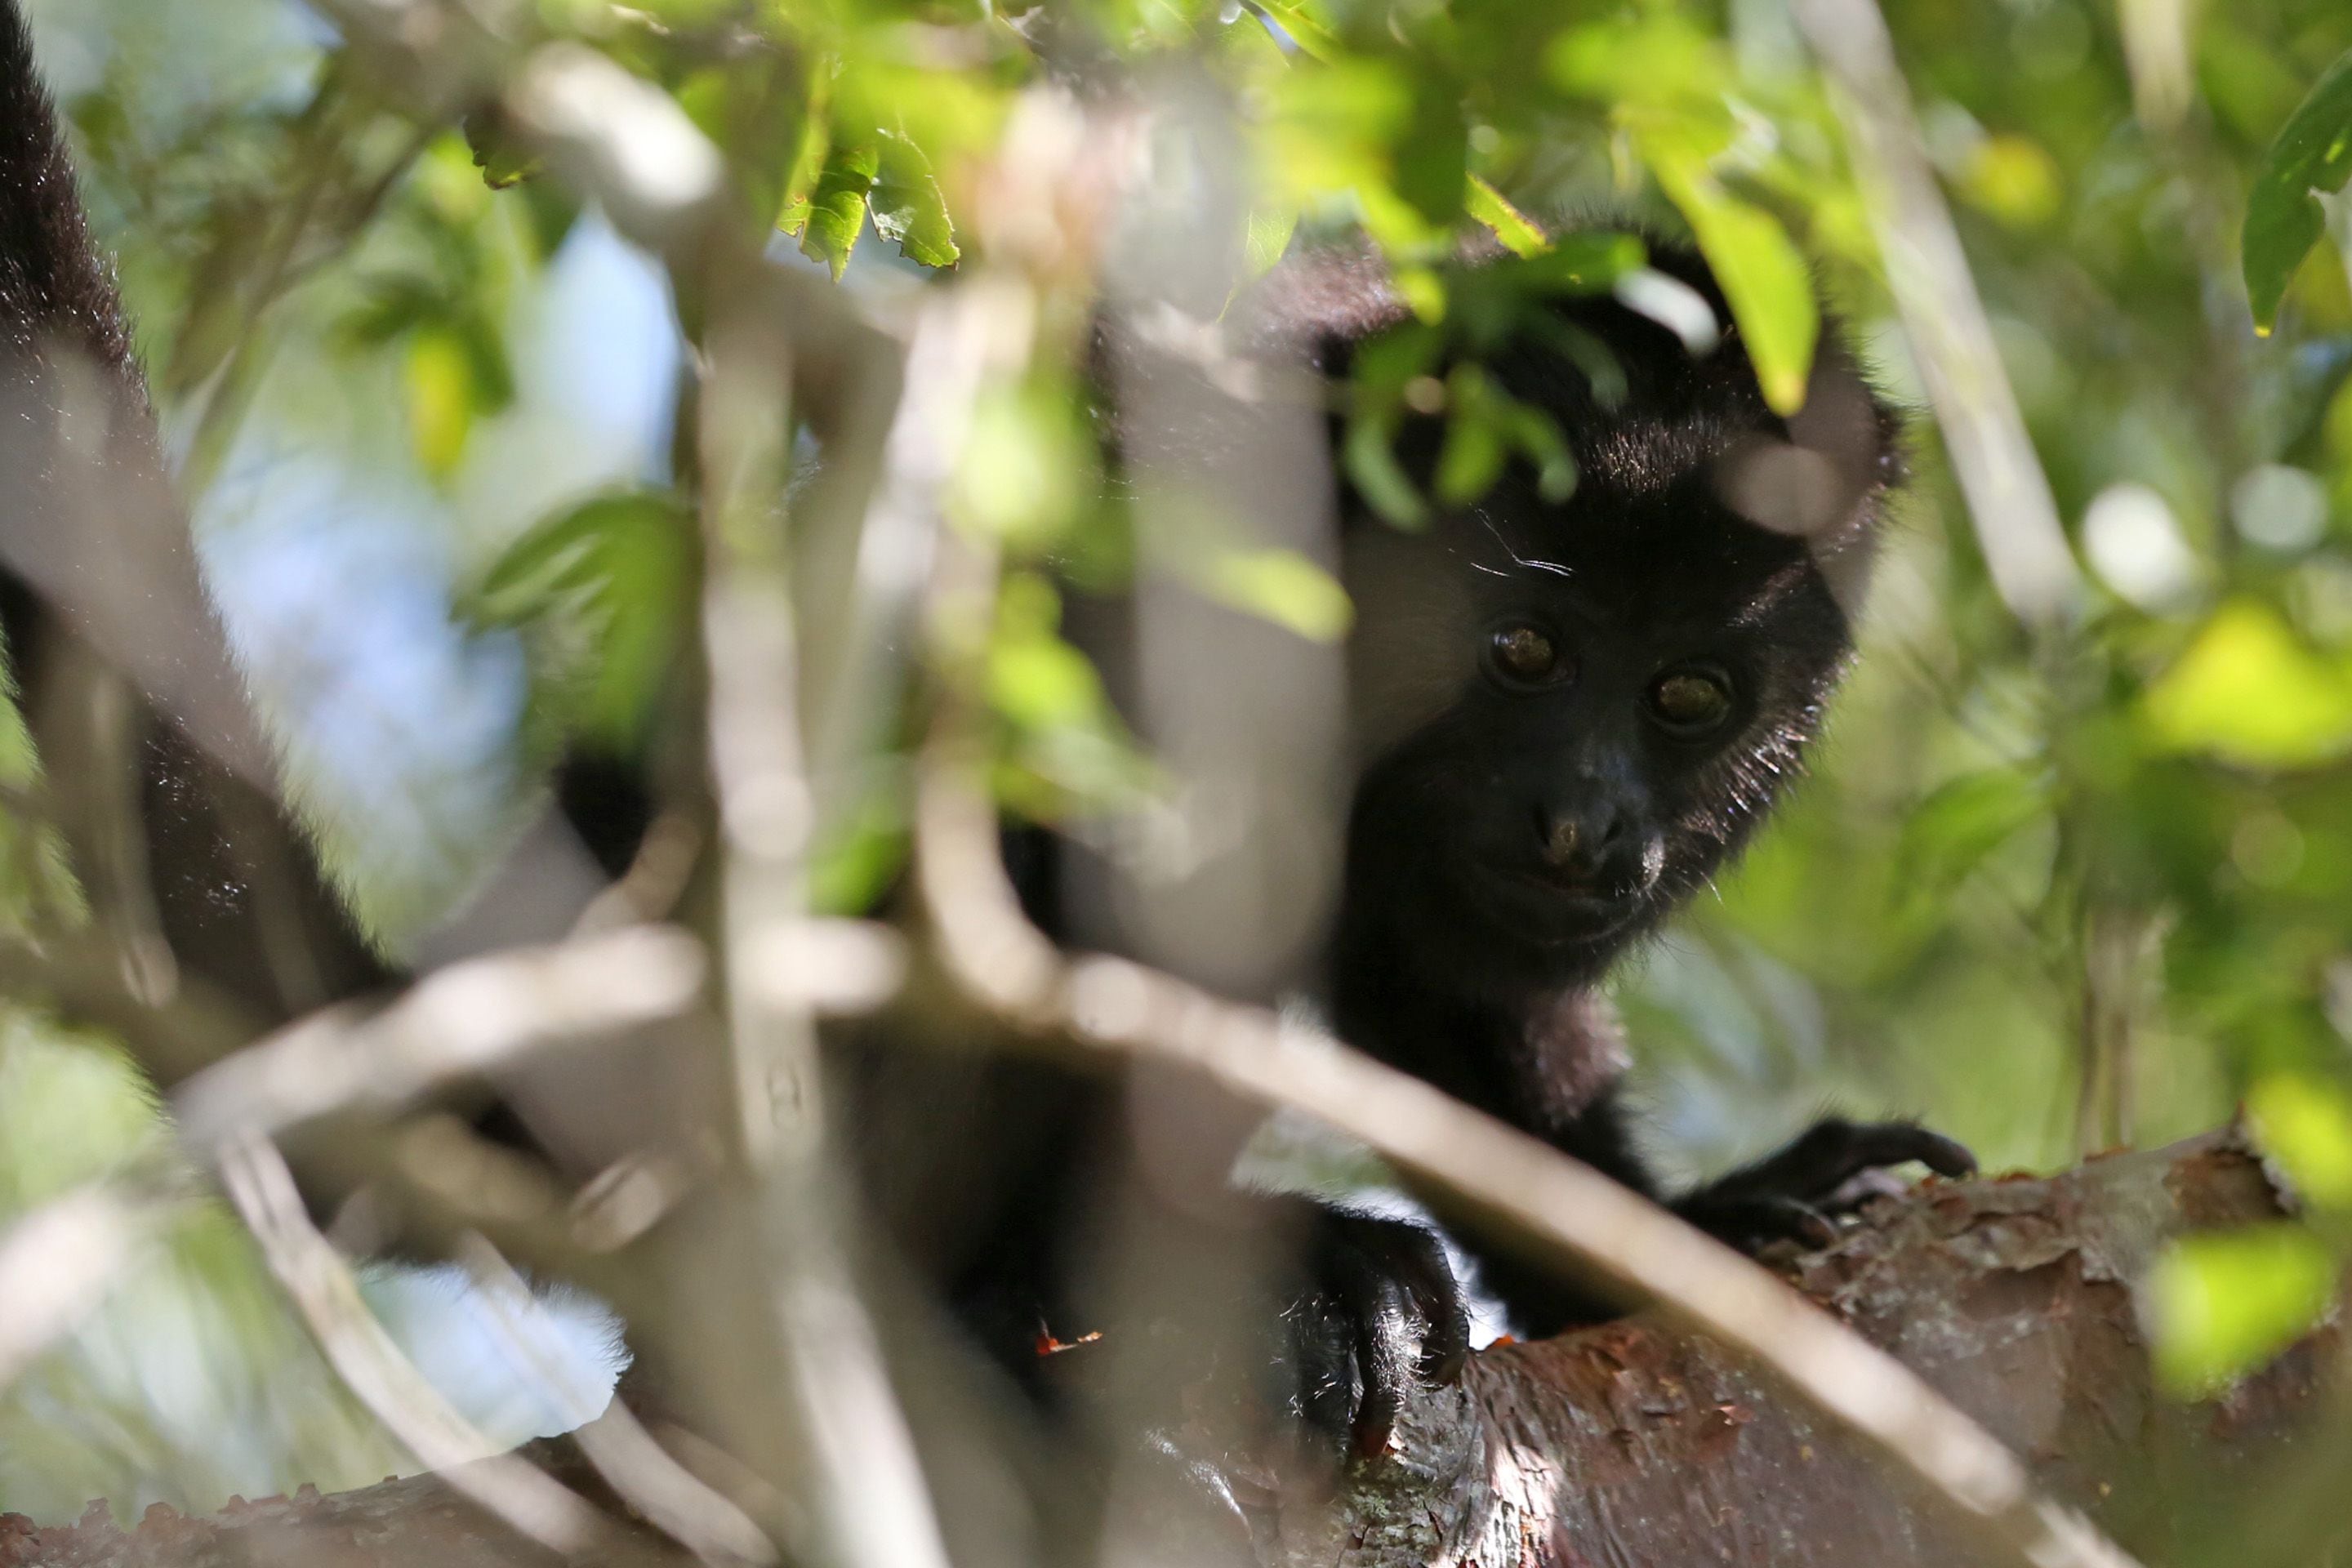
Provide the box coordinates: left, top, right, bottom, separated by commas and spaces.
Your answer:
1682, 1192, 1838, 1252
1412, 1271, 1472, 1388
1820, 1120, 1976, 1183
1346, 1280, 1416, 1461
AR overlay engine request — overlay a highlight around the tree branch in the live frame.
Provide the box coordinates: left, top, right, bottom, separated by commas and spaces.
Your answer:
0, 1131, 2305, 1567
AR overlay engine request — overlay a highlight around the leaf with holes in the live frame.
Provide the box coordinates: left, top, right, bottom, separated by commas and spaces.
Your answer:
872, 130, 959, 269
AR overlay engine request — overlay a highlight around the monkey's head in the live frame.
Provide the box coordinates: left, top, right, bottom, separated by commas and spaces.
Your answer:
1303, 245, 1902, 1000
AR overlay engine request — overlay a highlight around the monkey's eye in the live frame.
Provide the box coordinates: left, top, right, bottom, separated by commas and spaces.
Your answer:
1484, 621, 1571, 690
1647, 668, 1735, 736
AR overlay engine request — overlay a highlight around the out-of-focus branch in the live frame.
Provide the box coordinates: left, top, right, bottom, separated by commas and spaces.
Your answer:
0, 1169, 189, 1394
170, 925, 708, 1150
911, 749, 2140, 1568
694, 233, 951, 1568
216, 1132, 635, 1561
457, 1236, 780, 1568
1789, 0, 2084, 628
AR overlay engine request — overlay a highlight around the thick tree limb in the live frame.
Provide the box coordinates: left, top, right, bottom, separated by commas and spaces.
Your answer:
1271, 1129, 2311, 1568
0, 1129, 2314, 1568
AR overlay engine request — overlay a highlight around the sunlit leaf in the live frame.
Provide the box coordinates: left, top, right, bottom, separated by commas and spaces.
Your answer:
2243, 47, 2352, 335
1547, 16, 1728, 103
987, 575, 1153, 814
2150, 1224, 2336, 1395
1243, 204, 1299, 280
1203, 549, 1353, 643
799, 136, 877, 279
871, 130, 960, 269
1393, 265, 1446, 323
954, 383, 1091, 544
1646, 143, 1818, 413
1248, 0, 1341, 62
404, 327, 476, 479
1958, 135, 2062, 230
1466, 175, 1548, 258
2247, 1073, 2352, 1210
2143, 600, 2352, 769
777, 88, 833, 237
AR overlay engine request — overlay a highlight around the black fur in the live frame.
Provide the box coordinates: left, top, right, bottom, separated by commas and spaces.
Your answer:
1203, 243, 1976, 1437
0, 3, 389, 1030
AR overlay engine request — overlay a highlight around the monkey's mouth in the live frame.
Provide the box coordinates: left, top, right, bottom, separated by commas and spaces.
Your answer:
1478, 863, 1643, 938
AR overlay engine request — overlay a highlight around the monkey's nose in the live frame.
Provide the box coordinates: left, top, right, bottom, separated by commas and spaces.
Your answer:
1536, 803, 1622, 871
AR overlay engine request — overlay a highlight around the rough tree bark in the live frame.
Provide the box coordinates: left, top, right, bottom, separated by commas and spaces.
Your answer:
0, 1129, 2324, 1568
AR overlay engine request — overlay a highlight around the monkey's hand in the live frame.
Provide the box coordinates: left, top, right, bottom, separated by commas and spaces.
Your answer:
1282, 1207, 1471, 1462
1672, 1116, 1976, 1254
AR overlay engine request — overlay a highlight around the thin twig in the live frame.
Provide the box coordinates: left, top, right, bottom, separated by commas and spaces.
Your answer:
216, 1131, 626, 1560
1789, 0, 2083, 628
456, 1236, 781, 1568
170, 924, 707, 1150
696, 268, 951, 1568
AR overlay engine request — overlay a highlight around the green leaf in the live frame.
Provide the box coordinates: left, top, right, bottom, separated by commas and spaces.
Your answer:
1520, 231, 1648, 294
1466, 175, 1548, 258
2247, 1073, 2352, 1210
405, 327, 477, 479
473, 491, 695, 751
1395, 86, 1469, 228
462, 110, 541, 189
953, 382, 1091, 543
2150, 1224, 2336, 1395
799, 136, 877, 279
1343, 413, 1429, 528
1247, 0, 1341, 62
2243, 48, 2352, 335
986, 574, 1153, 814
871, 130, 960, 269
777, 91, 833, 236
2142, 599, 2352, 769
808, 796, 910, 917
1243, 204, 1300, 280
1499, 396, 1577, 503
1433, 365, 1504, 506
1202, 549, 1353, 643
1646, 145, 1819, 414
1894, 767, 2050, 898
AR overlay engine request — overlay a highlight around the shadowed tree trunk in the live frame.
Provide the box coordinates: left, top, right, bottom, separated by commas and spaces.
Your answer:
0, 1130, 2321, 1568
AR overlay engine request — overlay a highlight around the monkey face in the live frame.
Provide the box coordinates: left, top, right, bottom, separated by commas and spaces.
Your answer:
1337, 381, 1882, 1000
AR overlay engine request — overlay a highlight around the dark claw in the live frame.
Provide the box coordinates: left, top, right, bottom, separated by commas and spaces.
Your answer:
1292, 1209, 1469, 1460
1677, 1116, 1976, 1256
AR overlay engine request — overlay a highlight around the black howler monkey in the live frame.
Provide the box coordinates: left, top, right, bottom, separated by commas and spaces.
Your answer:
0, 0, 1968, 1485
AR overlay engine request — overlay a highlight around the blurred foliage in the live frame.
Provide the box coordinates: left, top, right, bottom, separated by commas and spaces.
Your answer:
2, 0, 2352, 1538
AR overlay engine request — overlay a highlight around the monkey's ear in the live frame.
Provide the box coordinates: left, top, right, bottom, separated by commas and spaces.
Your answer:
1711, 344, 1903, 555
